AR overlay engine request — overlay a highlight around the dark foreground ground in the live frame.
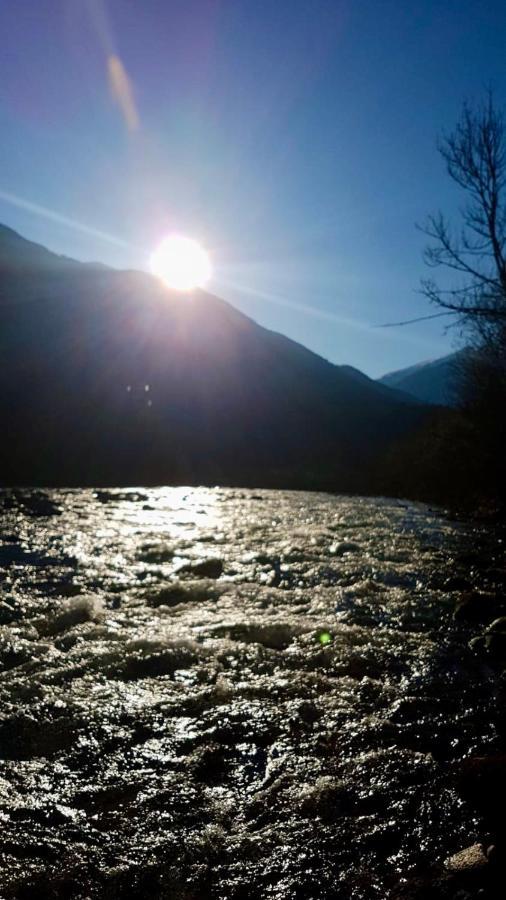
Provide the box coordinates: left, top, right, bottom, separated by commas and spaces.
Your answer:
0, 487, 505, 899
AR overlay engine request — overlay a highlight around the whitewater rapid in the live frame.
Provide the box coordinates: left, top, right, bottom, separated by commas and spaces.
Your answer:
0, 488, 499, 898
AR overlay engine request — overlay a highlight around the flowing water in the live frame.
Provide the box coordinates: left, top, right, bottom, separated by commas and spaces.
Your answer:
0, 488, 501, 898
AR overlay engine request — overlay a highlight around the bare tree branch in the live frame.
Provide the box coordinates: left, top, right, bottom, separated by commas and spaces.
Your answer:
377, 312, 456, 328
419, 93, 506, 331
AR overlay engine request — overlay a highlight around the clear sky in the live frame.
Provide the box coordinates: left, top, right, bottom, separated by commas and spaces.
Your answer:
2, 0, 506, 377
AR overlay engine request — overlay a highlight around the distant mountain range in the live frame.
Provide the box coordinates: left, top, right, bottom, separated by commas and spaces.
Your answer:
0, 224, 428, 489
378, 352, 466, 406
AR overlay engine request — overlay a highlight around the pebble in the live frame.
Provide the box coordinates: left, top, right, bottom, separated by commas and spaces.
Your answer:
444, 843, 488, 874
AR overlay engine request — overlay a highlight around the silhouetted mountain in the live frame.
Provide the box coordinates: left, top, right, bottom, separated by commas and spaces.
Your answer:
0, 226, 427, 489
378, 352, 467, 406
339, 364, 420, 405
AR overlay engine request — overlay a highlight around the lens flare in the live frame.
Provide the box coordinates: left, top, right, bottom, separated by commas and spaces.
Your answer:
318, 631, 333, 645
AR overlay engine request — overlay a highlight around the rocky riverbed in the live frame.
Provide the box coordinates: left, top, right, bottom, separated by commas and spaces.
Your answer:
0, 487, 505, 899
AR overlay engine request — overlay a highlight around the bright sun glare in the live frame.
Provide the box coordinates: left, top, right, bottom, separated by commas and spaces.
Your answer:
150, 234, 212, 291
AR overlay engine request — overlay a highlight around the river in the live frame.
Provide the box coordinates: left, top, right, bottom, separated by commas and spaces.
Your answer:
0, 488, 502, 898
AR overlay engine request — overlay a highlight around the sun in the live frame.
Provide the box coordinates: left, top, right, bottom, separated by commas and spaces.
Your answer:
150, 234, 212, 291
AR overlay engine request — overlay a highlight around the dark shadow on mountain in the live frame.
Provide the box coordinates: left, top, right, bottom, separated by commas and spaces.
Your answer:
0, 225, 428, 490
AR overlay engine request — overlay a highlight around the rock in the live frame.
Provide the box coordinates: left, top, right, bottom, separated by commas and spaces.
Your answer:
94, 489, 117, 503
390, 873, 469, 899
471, 618, 506, 664
454, 591, 504, 624
468, 616, 506, 665
468, 635, 484, 654
443, 575, 472, 592
187, 742, 227, 781
444, 843, 488, 874
330, 541, 361, 556
180, 558, 224, 579
146, 581, 221, 608
486, 616, 506, 633
485, 631, 506, 662
138, 544, 174, 563
295, 700, 321, 724
146, 584, 189, 607
36, 595, 104, 637
22, 490, 62, 517
298, 776, 353, 821
457, 755, 506, 830
486, 843, 497, 862
0, 601, 17, 625
483, 842, 506, 871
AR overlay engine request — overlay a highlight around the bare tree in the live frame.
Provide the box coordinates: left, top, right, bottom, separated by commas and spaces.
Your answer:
420, 93, 506, 336
418, 96, 506, 507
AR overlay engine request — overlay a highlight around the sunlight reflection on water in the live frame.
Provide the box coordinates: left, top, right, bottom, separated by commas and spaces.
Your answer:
0, 487, 498, 898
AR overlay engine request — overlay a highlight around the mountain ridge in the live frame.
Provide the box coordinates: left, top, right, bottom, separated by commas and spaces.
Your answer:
378, 351, 466, 406
0, 225, 428, 489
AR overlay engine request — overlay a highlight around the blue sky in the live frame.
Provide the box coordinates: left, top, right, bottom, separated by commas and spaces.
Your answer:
1, 0, 506, 377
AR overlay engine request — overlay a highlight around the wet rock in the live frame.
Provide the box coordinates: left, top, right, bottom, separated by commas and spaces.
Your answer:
35, 595, 104, 636
298, 776, 353, 820
295, 700, 321, 724
95, 489, 117, 503
486, 843, 498, 861
179, 558, 224, 579
137, 543, 174, 563
0, 713, 79, 759
443, 575, 472, 592
188, 742, 227, 781
0, 640, 33, 672
211, 619, 302, 650
0, 600, 17, 625
330, 541, 361, 556
454, 591, 504, 624
95, 489, 148, 503
56, 581, 84, 597
484, 842, 506, 873
146, 581, 221, 607
457, 755, 506, 831
485, 618, 506, 661
470, 617, 506, 664
4, 490, 62, 517
444, 843, 488, 874
116, 641, 198, 680
338, 652, 386, 680
146, 583, 191, 607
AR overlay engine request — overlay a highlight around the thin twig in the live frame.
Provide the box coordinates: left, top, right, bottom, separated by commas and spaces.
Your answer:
376, 312, 457, 328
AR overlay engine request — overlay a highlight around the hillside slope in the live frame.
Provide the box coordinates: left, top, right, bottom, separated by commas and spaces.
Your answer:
0, 226, 426, 488
378, 352, 465, 406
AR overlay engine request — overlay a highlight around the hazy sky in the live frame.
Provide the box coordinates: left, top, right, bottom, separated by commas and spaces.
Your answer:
2, 0, 506, 377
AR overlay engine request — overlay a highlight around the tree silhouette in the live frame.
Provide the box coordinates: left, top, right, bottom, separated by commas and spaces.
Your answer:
415, 94, 506, 509
420, 93, 506, 338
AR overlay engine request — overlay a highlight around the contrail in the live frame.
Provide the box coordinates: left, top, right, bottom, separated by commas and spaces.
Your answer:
0, 189, 132, 250
217, 277, 448, 350
217, 277, 370, 329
